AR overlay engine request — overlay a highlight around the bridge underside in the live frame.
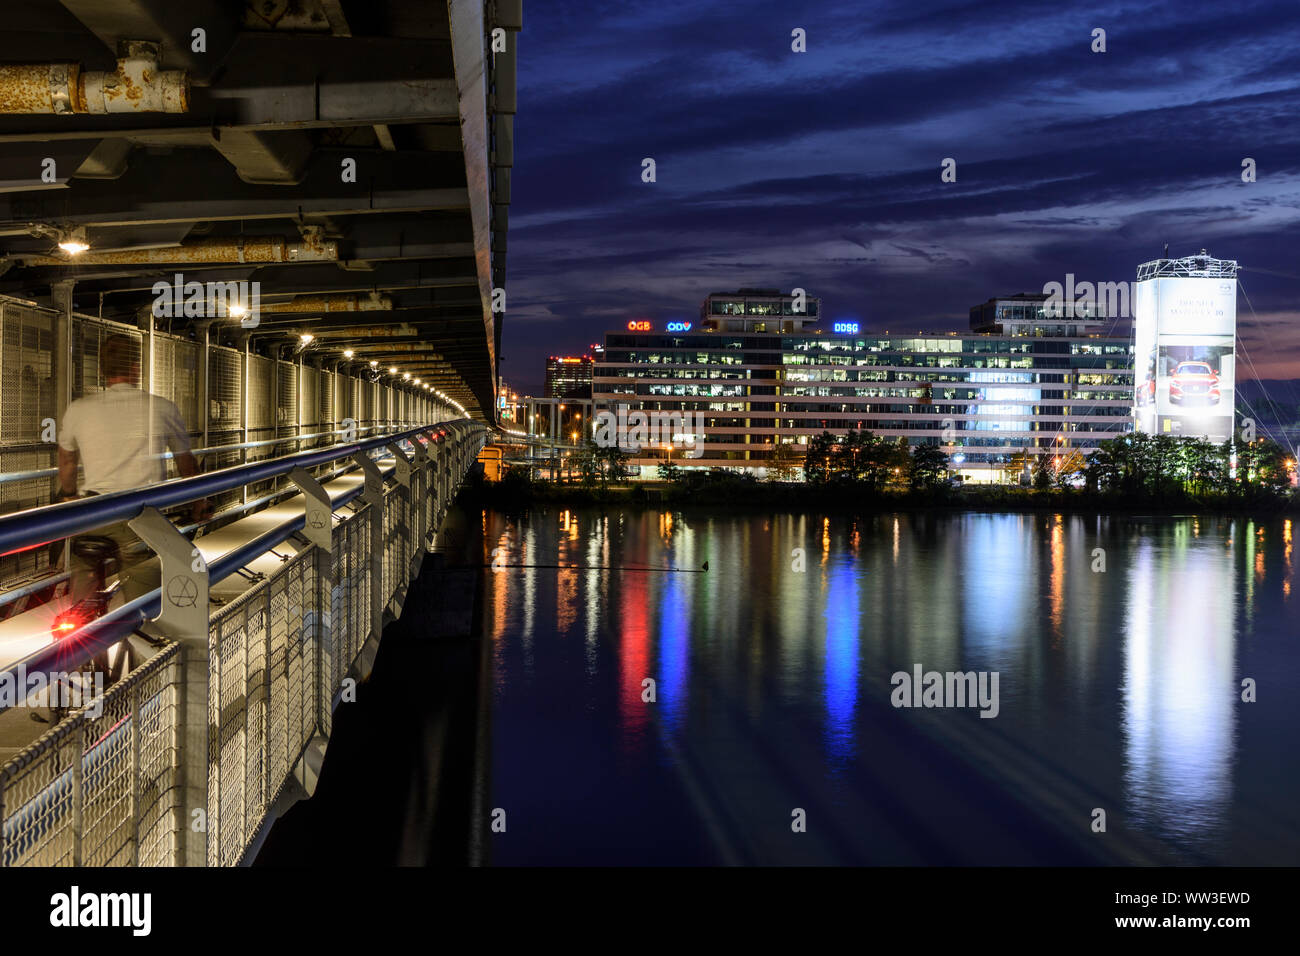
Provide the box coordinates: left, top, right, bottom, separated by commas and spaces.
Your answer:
0, 0, 517, 419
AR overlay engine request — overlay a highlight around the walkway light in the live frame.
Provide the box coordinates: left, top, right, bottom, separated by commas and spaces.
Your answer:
228, 303, 249, 319
299, 333, 314, 345
388, 366, 397, 375
369, 360, 378, 368
343, 349, 354, 359
57, 228, 89, 255
402, 372, 410, 380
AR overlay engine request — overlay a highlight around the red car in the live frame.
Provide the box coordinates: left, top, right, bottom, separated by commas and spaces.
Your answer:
1169, 361, 1220, 406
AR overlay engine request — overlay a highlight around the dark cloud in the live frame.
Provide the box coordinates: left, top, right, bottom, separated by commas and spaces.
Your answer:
502, 0, 1300, 394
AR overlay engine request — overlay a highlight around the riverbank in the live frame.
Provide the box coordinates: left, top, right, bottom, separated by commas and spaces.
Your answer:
463, 472, 1300, 517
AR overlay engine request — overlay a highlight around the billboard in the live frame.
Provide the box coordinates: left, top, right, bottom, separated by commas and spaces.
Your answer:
1133, 271, 1236, 442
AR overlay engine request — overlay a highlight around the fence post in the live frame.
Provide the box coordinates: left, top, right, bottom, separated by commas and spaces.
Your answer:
128, 507, 211, 867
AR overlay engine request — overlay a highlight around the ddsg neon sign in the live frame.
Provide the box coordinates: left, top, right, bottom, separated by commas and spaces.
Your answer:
833, 321, 859, 334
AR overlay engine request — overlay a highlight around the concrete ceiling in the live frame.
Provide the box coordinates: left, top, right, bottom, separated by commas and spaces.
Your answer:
0, 0, 520, 420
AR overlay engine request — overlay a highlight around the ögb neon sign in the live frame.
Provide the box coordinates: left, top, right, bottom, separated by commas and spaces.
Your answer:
627, 320, 652, 331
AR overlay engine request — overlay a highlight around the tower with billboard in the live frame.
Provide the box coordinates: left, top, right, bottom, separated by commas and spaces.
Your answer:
1132, 249, 1237, 442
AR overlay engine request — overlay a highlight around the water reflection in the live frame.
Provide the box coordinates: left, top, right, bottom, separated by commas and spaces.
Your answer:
484, 508, 1298, 865
1122, 536, 1235, 855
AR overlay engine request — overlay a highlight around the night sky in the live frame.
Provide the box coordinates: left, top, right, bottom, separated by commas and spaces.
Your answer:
501, 0, 1300, 395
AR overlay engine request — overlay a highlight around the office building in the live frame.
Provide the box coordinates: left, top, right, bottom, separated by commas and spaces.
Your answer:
592, 289, 1134, 482
544, 353, 595, 398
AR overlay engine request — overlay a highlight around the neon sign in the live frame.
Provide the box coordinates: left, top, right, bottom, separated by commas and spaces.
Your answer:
666, 321, 693, 332
627, 320, 652, 331
833, 321, 859, 334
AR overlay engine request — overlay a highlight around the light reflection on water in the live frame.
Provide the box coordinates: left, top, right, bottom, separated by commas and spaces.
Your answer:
484, 508, 1299, 865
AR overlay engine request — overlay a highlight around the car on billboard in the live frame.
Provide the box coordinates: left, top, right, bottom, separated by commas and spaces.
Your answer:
1136, 348, 1156, 407
1169, 361, 1221, 406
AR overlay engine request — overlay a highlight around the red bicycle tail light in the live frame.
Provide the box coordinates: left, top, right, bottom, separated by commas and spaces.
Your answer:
51, 611, 84, 639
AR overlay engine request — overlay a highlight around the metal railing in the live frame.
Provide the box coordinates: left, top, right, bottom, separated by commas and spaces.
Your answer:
0, 417, 488, 866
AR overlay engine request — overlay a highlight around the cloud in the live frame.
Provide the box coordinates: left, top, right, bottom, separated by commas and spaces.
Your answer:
501, 0, 1300, 394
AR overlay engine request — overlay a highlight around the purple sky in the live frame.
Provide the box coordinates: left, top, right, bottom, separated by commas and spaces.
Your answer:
500, 0, 1300, 395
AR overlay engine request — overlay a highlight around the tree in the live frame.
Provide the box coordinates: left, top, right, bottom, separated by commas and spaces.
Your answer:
1053, 449, 1088, 490
766, 440, 802, 482
660, 455, 682, 483
1033, 455, 1052, 490
804, 432, 838, 485
597, 442, 630, 488
908, 443, 949, 490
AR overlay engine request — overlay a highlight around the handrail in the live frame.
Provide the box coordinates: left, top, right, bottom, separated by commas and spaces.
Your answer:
0, 473, 376, 709
0, 418, 484, 708
0, 423, 411, 488
0, 421, 466, 557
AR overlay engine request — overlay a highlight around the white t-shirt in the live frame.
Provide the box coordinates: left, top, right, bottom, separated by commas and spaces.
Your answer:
59, 384, 193, 495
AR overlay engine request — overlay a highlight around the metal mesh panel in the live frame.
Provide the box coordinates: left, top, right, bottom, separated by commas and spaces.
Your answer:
206, 346, 244, 512
0, 644, 183, 867
71, 318, 141, 401
382, 484, 411, 610
0, 300, 59, 581
245, 355, 276, 499
358, 380, 372, 433
318, 370, 335, 442
300, 366, 320, 436
207, 546, 318, 867
151, 335, 201, 445
275, 360, 298, 448
246, 355, 274, 436
0, 299, 57, 449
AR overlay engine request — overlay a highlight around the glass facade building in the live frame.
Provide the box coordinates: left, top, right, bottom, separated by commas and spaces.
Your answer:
544, 354, 595, 398
592, 291, 1134, 481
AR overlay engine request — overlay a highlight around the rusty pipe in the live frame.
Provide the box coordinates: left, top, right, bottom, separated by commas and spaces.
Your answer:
258, 294, 392, 314
22, 236, 338, 266
0, 45, 188, 114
